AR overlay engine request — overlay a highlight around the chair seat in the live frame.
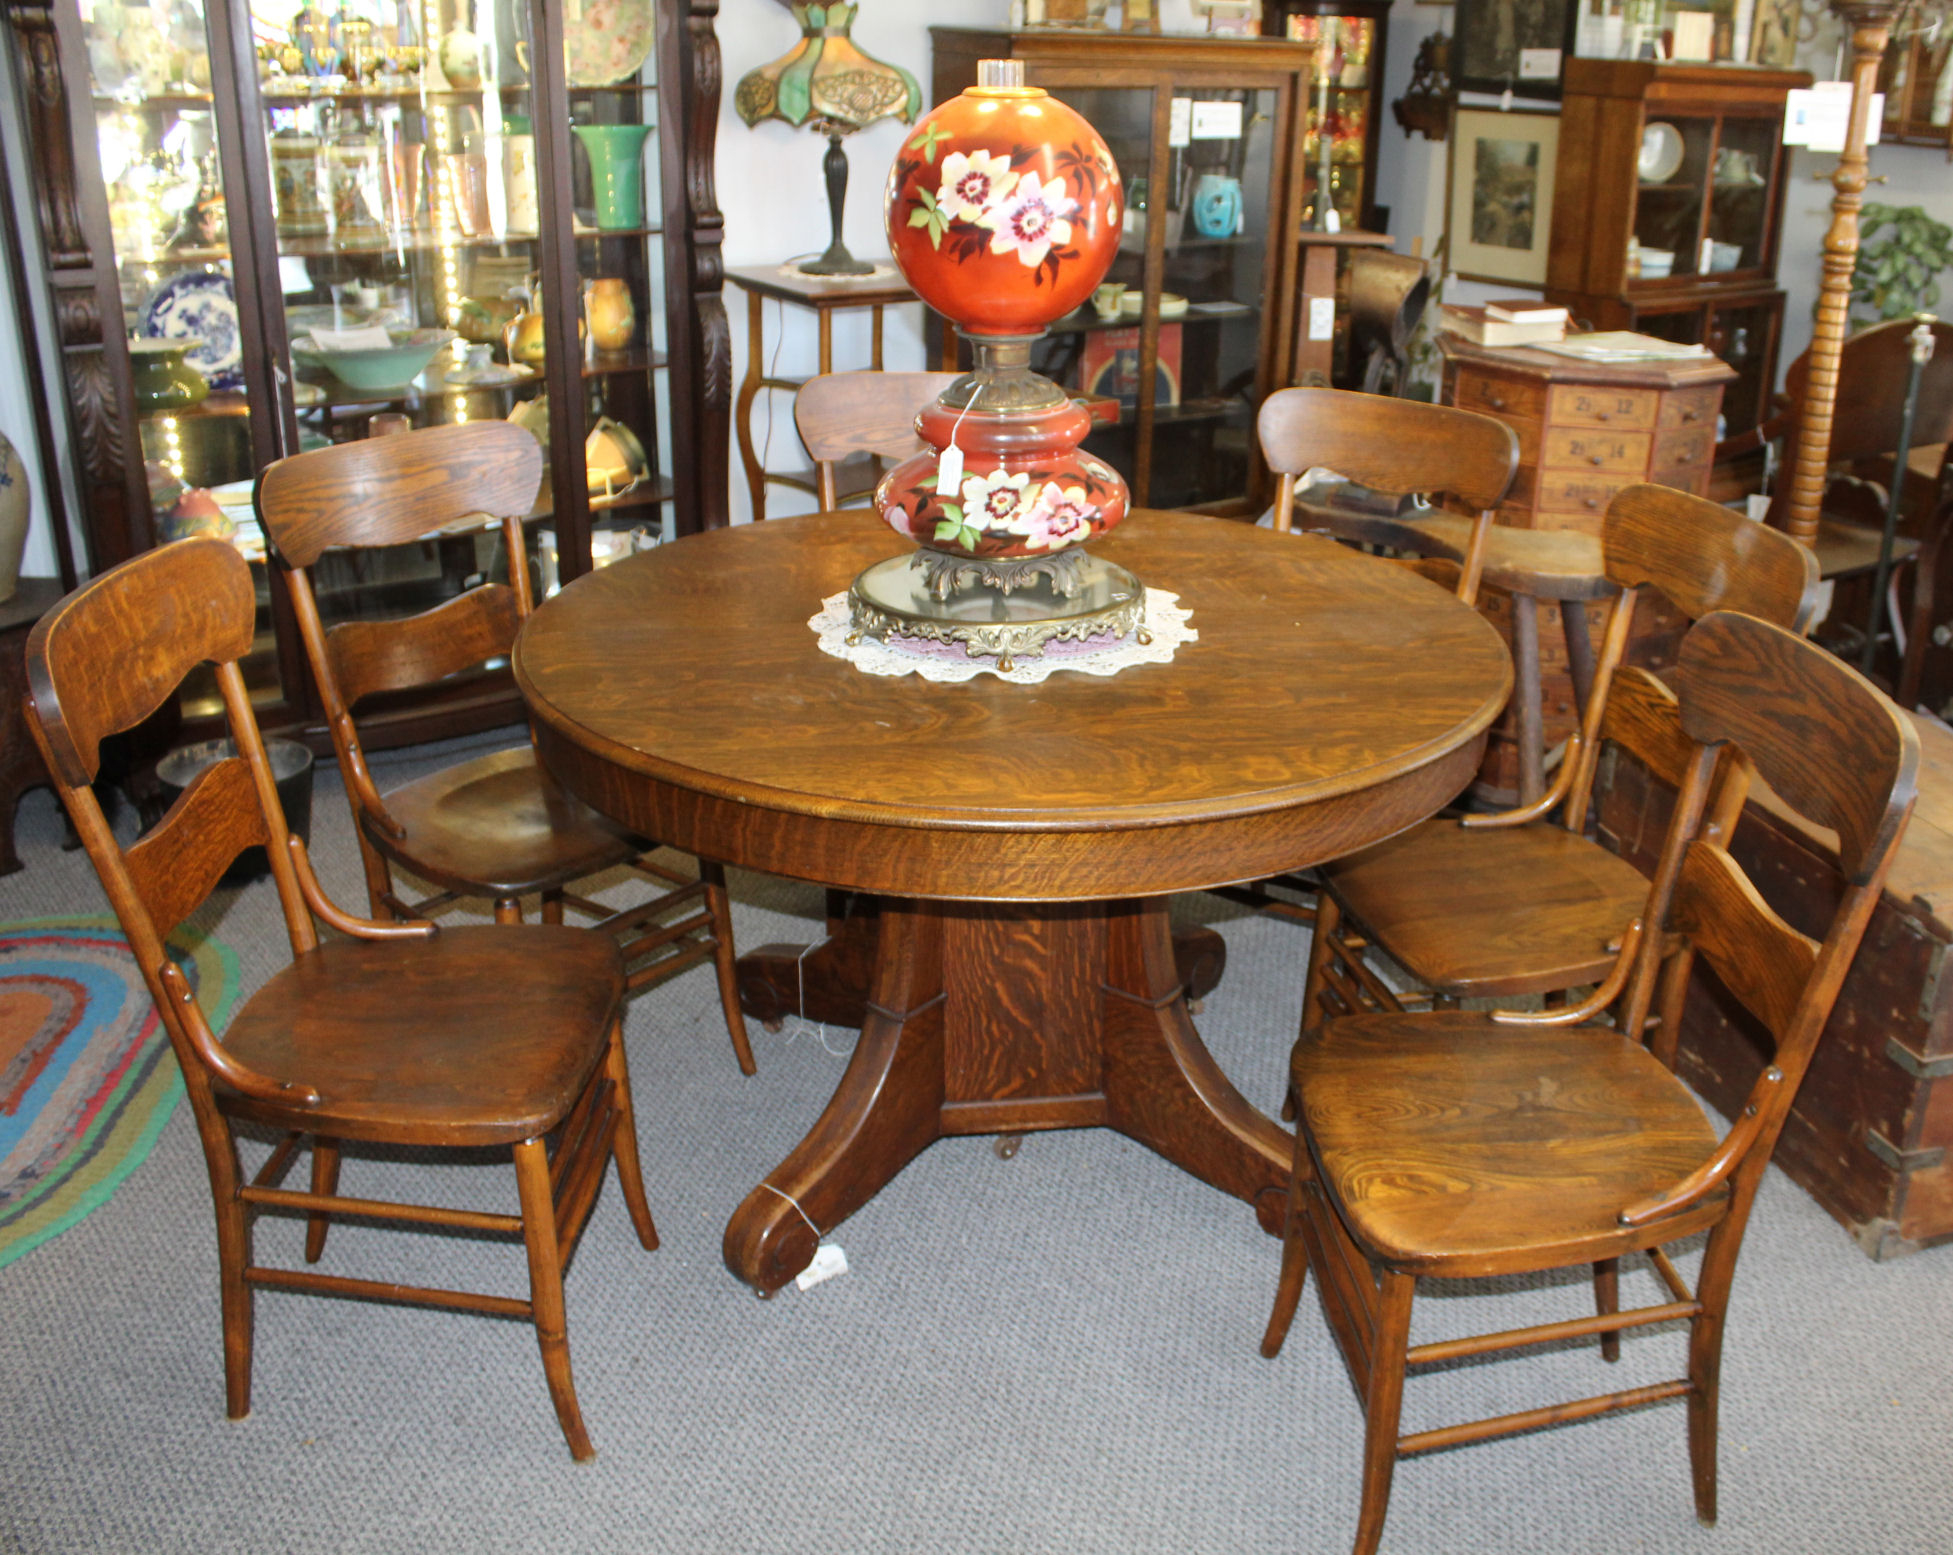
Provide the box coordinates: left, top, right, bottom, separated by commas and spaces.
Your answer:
1295, 1010, 1726, 1276
1323, 818, 1651, 999
1810, 515, 1919, 582
368, 746, 642, 898
219, 924, 627, 1145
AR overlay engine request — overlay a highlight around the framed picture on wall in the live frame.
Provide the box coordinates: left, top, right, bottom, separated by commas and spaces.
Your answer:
1451, 0, 1579, 97
1749, 0, 1802, 66
1447, 108, 1562, 285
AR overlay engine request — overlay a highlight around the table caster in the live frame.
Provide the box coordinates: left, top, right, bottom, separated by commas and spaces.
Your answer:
993, 1134, 1022, 1160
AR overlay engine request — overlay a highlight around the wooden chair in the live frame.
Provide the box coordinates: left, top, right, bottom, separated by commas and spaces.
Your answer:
795, 370, 961, 510
255, 421, 753, 1076
24, 537, 657, 1460
1262, 609, 1919, 1554
1300, 483, 1819, 1049
1718, 316, 1953, 583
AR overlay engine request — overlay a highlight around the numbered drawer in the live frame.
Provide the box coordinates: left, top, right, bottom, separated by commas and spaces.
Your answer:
1454, 370, 1546, 423
1541, 427, 1652, 473
1659, 386, 1721, 430
1535, 471, 1634, 518
1650, 426, 1715, 489
1547, 384, 1658, 430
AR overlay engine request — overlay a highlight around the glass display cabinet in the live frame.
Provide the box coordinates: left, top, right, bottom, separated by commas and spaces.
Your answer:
930, 26, 1315, 515
1877, 23, 1953, 151
1545, 58, 1810, 433
1259, 0, 1390, 233
4, 0, 727, 740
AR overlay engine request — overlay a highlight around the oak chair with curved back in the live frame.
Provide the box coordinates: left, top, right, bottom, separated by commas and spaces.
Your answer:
1300, 483, 1820, 1053
795, 370, 962, 511
1262, 386, 1520, 609
255, 421, 752, 1076
25, 537, 658, 1460
1262, 609, 1919, 1555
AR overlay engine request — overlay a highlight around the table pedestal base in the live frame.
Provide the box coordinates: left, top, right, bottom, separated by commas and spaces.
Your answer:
723, 897, 1290, 1293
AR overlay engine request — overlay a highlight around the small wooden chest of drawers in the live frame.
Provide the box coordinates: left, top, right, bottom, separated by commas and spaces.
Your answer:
1441, 336, 1736, 534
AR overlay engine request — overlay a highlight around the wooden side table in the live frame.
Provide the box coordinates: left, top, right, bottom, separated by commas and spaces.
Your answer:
0, 578, 64, 874
726, 264, 920, 522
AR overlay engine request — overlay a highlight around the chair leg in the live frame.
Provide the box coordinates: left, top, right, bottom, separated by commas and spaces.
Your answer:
514, 1136, 593, 1462
214, 1190, 254, 1421
1350, 1269, 1415, 1555
701, 860, 756, 1076
494, 896, 523, 926
1261, 1123, 1314, 1359
304, 1137, 341, 1264
540, 889, 565, 925
1593, 1257, 1620, 1362
603, 1020, 659, 1251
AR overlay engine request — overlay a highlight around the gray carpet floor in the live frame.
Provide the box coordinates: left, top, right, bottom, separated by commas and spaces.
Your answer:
2, 727, 1950, 1554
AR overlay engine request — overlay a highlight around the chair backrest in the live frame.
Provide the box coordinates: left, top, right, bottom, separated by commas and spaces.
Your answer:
25, 538, 322, 1123
1553, 483, 1822, 827
1259, 387, 1521, 604
255, 420, 545, 834
795, 371, 962, 510
1613, 610, 1917, 1228
1342, 249, 1431, 397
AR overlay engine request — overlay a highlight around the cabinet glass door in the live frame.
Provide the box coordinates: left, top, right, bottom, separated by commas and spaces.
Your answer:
1630, 113, 1712, 282
1028, 79, 1280, 510
81, 0, 277, 715
1704, 116, 1778, 275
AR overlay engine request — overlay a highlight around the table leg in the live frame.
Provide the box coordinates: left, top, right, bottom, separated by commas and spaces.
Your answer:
1512, 593, 1544, 806
722, 898, 1286, 1292
736, 290, 767, 522
1560, 598, 1597, 722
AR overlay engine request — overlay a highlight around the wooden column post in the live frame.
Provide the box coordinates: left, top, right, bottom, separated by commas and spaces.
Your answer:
1783, 1, 1898, 546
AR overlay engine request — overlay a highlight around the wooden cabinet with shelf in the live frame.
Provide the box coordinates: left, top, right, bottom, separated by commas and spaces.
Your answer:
1878, 24, 1953, 151
930, 26, 1314, 514
1545, 58, 1809, 435
4, 0, 729, 743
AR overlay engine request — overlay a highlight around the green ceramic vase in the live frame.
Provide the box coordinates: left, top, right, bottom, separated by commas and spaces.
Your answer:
573, 123, 653, 230
129, 339, 210, 412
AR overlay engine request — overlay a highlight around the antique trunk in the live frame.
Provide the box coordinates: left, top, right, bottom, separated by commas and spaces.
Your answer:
1596, 709, 1953, 1258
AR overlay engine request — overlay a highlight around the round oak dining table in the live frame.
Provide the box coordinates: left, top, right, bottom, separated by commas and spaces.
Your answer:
514, 509, 1512, 1293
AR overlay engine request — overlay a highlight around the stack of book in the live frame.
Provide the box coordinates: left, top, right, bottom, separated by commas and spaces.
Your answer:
1437, 299, 1570, 347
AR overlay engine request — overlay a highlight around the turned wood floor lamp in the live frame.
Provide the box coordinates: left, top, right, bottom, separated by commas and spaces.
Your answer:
1783, 0, 1903, 545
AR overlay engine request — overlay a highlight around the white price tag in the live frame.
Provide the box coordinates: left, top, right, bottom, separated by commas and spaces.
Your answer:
1308, 296, 1336, 341
1168, 97, 1192, 148
795, 1243, 849, 1291
1190, 100, 1243, 141
937, 443, 965, 496
1784, 84, 1884, 151
1517, 48, 1561, 80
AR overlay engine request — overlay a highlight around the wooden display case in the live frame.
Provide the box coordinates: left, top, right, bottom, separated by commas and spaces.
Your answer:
1545, 58, 1810, 434
930, 26, 1314, 515
1877, 24, 1953, 151
2, 0, 730, 746
1259, 0, 1390, 233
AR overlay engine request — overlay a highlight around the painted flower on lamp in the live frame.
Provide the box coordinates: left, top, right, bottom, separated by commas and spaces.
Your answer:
876, 60, 1128, 565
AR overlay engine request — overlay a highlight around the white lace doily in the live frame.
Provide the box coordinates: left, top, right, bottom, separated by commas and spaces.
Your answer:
809, 588, 1196, 684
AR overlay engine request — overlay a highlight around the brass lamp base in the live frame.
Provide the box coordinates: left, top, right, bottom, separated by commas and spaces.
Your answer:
846, 551, 1148, 674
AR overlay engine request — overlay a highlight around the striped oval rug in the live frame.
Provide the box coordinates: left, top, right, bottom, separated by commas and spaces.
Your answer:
0, 916, 239, 1269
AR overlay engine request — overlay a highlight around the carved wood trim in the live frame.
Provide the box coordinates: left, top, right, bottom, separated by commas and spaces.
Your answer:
657, 0, 731, 532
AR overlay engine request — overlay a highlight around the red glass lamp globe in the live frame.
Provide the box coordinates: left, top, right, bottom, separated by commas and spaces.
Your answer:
884, 74, 1122, 336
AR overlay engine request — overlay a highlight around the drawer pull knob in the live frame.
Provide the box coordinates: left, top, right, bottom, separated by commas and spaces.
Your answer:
1594, 411, 1610, 422
1589, 455, 1606, 466
1584, 498, 1599, 509
1680, 409, 1700, 422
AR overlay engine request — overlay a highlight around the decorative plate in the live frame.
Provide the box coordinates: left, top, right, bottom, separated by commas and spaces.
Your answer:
566, 0, 655, 87
139, 270, 243, 391
1638, 122, 1685, 185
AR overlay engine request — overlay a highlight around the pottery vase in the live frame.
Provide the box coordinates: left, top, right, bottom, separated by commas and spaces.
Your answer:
0, 432, 28, 604
584, 278, 635, 352
573, 123, 653, 230
438, 26, 482, 89
1190, 173, 1242, 239
271, 129, 327, 239
128, 339, 210, 413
